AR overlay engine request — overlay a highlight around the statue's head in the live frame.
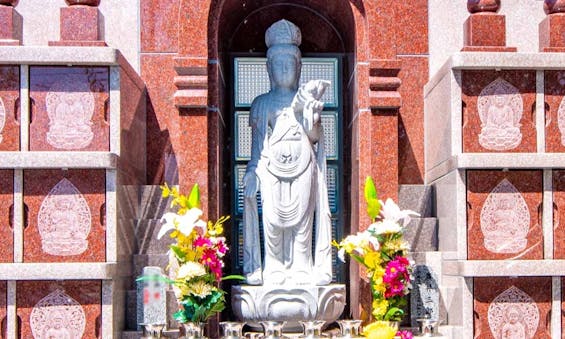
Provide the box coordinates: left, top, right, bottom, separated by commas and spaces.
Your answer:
265, 20, 302, 90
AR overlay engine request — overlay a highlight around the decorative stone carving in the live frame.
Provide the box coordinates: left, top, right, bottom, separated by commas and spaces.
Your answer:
231, 284, 345, 332
480, 178, 529, 254
137, 266, 167, 329
478, 77, 523, 151
411, 265, 440, 322
30, 289, 86, 338
0, 97, 5, 144
545, 0, 565, 14
557, 96, 565, 146
487, 286, 539, 338
45, 74, 95, 150
38, 178, 91, 256
467, 0, 501, 13
65, 0, 100, 6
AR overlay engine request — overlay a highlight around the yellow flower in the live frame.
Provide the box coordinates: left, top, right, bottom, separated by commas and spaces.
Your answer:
187, 280, 214, 298
176, 262, 206, 280
364, 251, 381, 269
371, 299, 389, 318
363, 321, 397, 339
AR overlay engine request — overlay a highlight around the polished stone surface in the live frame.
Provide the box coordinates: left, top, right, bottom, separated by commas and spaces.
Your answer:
0, 170, 13, 263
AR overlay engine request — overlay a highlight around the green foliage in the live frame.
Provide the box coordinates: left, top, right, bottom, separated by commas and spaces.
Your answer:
188, 184, 201, 209
364, 176, 381, 221
174, 290, 226, 323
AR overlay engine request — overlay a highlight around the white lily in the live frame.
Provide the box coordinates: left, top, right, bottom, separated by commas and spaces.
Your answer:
379, 198, 419, 227
157, 207, 207, 239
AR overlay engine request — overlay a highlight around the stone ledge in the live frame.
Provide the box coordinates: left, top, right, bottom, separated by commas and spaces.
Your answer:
426, 153, 565, 183
443, 260, 565, 277
425, 51, 565, 95
0, 262, 131, 280
0, 151, 118, 169
0, 46, 121, 65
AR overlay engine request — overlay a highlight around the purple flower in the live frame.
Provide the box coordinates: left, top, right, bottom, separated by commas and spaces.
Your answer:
396, 330, 413, 339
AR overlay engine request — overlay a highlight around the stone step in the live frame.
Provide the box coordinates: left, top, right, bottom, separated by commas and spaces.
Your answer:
399, 185, 433, 218
403, 217, 438, 251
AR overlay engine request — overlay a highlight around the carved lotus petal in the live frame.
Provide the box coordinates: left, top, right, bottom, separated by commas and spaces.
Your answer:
488, 286, 539, 338
544, 0, 565, 14
480, 178, 530, 254
467, 0, 500, 13
30, 289, 86, 339
65, 0, 100, 6
38, 178, 91, 256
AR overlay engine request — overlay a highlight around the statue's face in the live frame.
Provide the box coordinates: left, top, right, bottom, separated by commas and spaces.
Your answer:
269, 53, 299, 89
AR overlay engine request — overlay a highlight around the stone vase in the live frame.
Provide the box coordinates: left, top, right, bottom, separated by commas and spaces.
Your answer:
181, 322, 207, 339
65, 0, 100, 6
0, 0, 18, 6
545, 0, 565, 14
467, 0, 501, 13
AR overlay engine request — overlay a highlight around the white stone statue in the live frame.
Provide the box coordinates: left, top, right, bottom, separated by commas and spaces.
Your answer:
242, 19, 333, 286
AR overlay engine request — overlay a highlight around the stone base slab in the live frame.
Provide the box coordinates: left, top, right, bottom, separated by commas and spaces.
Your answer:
231, 284, 346, 332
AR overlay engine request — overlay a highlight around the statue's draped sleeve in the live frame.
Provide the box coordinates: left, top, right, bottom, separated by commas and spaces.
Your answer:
242, 95, 268, 283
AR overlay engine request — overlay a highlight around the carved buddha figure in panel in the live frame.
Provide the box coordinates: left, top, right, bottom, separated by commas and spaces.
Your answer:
478, 77, 523, 151
30, 289, 86, 339
37, 178, 91, 256
480, 178, 529, 254
487, 286, 539, 339
45, 74, 95, 150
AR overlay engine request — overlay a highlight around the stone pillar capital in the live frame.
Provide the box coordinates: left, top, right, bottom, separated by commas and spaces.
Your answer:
467, 0, 500, 14
545, 0, 565, 14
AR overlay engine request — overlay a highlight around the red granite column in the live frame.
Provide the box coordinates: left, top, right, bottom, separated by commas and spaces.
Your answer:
49, 0, 106, 46
463, 0, 516, 51
0, 0, 21, 46
540, 0, 565, 51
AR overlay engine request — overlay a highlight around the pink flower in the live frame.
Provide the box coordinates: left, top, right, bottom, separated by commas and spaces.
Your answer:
194, 236, 212, 248
201, 248, 223, 280
385, 280, 406, 298
396, 330, 413, 339
215, 240, 227, 255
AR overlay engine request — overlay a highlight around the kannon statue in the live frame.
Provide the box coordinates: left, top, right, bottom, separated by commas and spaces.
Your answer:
242, 19, 333, 286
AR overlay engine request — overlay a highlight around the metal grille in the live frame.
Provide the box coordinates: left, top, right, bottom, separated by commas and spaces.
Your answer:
321, 112, 338, 159
235, 112, 253, 160
235, 165, 262, 214
235, 58, 338, 107
326, 165, 338, 213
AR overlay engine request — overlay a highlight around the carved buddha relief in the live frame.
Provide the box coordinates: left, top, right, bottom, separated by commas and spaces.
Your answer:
478, 78, 523, 151
487, 286, 539, 339
30, 289, 86, 339
0, 97, 5, 144
45, 74, 95, 150
480, 178, 529, 254
37, 178, 91, 256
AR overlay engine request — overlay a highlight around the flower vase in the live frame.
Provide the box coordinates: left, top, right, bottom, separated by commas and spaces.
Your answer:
220, 321, 246, 339
335, 320, 363, 339
299, 320, 326, 338
259, 321, 288, 339
181, 322, 207, 339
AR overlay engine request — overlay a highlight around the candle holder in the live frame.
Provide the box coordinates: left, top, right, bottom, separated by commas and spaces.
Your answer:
259, 321, 288, 339
220, 321, 246, 339
335, 320, 363, 339
298, 320, 326, 338
140, 323, 166, 339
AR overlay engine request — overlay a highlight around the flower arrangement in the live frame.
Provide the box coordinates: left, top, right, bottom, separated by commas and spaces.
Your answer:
334, 177, 418, 339
152, 183, 237, 324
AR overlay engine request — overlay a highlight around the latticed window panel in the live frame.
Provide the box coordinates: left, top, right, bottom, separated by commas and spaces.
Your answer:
234, 164, 262, 214
235, 111, 338, 161
235, 58, 338, 107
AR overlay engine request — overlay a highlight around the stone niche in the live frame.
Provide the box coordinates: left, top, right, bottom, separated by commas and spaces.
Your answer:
466, 170, 543, 260
473, 277, 551, 338
16, 280, 101, 338
0, 169, 12, 263
0, 66, 19, 151
462, 70, 536, 153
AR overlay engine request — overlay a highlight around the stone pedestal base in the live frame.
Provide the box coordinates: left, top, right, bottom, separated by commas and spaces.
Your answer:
540, 13, 565, 52
49, 6, 106, 46
231, 284, 346, 332
0, 5, 21, 45
462, 13, 516, 52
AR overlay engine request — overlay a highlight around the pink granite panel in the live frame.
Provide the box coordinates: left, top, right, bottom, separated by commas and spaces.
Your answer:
544, 71, 565, 152
0, 170, 13, 263
553, 170, 565, 258
0, 281, 5, 338
0, 66, 19, 151
0, 5, 20, 44
60, 6, 100, 41
463, 14, 507, 47
371, 111, 398, 203
394, 0, 428, 55
17, 280, 101, 338
474, 277, 551, 338
539, 13, 565, 51
398, 56, 428, 184
462, 71, 537, 153
29, 67, 109, 151
467, 170, 543, 260
23, 170, 106, 263
141, 0, 179, 53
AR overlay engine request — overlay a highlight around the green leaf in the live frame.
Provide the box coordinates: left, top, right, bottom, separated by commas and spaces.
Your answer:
384, 307, 404, 321
222, 274, 246, 281
366, 198, 381, 221
170, 245, 186, 261
187, 184, 201, 209
364, 177, 377, 202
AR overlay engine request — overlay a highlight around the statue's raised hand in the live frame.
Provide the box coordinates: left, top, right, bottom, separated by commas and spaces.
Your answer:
243, 171, 259, 198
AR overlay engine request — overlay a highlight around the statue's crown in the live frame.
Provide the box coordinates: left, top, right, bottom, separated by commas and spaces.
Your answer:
265, 19, 301, 48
